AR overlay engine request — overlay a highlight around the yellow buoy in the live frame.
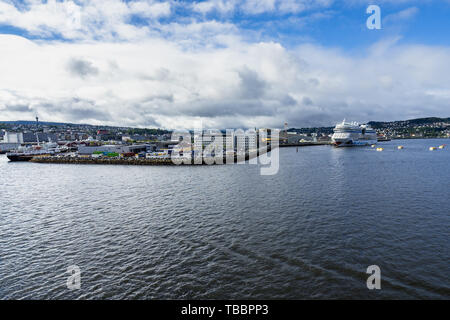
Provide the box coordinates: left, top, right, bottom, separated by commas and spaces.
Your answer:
429, 147, 437, 151
397, 146, 404, 150
376, 148, 384, 152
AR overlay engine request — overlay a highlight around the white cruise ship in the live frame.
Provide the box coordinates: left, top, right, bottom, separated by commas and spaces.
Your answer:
332, 120, 378, 147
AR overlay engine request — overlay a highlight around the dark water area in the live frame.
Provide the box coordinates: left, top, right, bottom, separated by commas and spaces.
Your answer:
0, 139, 449, 299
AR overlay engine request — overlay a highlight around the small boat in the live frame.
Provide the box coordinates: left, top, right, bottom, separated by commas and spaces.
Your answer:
429, 147, 437, 151
6, 117, 60, 162
7, 148, 53, 162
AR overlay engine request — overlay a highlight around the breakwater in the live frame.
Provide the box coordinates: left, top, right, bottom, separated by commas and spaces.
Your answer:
31, 156, 177, 165
279, 141, 332, 148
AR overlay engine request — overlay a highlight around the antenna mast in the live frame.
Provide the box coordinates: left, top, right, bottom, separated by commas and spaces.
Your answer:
35, 116, 40, 146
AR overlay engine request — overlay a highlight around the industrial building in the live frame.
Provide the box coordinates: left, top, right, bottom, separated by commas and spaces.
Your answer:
2, 131, 58, 143
78, 144, 154, 155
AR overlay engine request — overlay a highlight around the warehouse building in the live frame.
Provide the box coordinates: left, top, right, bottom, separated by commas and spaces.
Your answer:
78, 144, 154, 155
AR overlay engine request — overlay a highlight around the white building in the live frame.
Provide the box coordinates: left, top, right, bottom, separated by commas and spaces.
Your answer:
192, 130, 236, 152
235, 130, 257, 151
3, 132, 24, 144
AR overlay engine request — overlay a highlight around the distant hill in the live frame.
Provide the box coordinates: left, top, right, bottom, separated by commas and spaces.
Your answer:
287, 126, 334, 135
0, 120, 171, 135
368, 117, 450, 129
0, 120, 88, 126
2, 117, 449, 132
284, 117, 450, 134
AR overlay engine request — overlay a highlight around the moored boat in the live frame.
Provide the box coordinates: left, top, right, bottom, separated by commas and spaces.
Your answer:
6, 117, 60, 162
332, 120, 378, 147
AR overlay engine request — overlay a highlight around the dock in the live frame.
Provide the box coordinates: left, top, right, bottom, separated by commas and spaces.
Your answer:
279, 141, 332, 148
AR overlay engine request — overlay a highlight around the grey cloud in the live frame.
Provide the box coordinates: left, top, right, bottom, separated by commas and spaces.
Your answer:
67, 107, 111, 122
4, 104, 33, 112
139, 68, 171, 81
67, 58, 99, 78
131, 97, 277, 119
184, 100, 277, 118
36, 98, 111, 122
281, 94, 297, 106
142, 94, 174, 103
237, 67, 267, 99
302, 97, 314, 106
125, 112, 162, 128
308, 78, 320, 87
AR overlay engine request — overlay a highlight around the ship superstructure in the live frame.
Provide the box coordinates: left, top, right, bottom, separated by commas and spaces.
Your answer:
332, 120, 377, 147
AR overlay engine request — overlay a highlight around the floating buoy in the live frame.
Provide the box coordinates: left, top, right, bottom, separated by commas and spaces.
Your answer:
397, 146, 404, 150
376, 148, 384, 152
429, 147, 437, 151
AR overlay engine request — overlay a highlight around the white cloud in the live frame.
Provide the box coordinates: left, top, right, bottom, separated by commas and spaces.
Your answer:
191, 0, 334, 16
0, 0, 172, 40
128, 0, 171, 18
192, 0, 237, 15
0, 33, 449, 129
241, 0, 277, 14
384, 6, 419, 25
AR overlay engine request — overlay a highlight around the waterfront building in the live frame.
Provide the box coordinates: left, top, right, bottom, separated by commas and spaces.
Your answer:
192, 130, 235, 151
235, 129, 257, 151
2, 131, 58, 143
2, 132, 24, 143
78, 144, 152, 155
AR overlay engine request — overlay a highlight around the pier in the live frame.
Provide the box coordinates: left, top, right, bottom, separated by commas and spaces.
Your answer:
279, 141, 332, 148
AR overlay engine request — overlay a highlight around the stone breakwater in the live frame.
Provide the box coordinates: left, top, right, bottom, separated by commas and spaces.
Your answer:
30, 146, 274, 166
278, 141, 332, 148
31, 156, 178, 165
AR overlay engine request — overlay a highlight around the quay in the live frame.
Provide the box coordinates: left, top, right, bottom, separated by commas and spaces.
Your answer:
31, 156, 177, 166
279, 141, 332, 148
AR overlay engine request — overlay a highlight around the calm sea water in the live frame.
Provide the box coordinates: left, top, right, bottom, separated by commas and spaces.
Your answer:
0, 139, 449, 299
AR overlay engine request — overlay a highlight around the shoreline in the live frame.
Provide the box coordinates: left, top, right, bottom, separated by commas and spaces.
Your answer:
279, 141, 332, 147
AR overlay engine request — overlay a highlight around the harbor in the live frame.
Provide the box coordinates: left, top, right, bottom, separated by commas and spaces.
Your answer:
29, 146, 275, 166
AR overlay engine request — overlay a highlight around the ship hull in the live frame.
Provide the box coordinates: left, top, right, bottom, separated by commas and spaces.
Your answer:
7, 154, 35, 162
333, 139, 377, 147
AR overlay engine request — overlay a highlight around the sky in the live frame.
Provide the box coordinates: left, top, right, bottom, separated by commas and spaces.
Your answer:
0, 0, 450, 129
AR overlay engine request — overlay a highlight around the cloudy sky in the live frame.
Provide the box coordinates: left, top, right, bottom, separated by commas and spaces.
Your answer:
0, 0, 449, 129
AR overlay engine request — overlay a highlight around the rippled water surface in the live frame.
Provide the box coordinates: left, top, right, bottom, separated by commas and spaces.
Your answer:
1, 139, 449, 299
